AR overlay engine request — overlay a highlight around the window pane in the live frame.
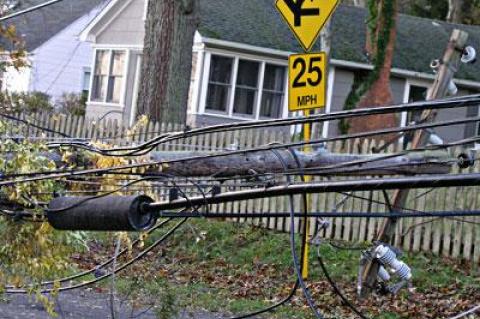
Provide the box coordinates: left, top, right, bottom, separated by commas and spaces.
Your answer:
233, 88, 256, 116
91, 75, 106, 101
107, 51, 126, 103
260, 64, 285, 118
263, 64, 285, 92
91, 51, 109, 101
206, 84, 230, 112
209, 55, 233, 83
83, 70, 91, 91
236, 60, 259, 87
111, 51, 125, 76
95, 50, 109, 75
261, 92, 283, 118
107, 77, 123, 103
206, 55, 233, 112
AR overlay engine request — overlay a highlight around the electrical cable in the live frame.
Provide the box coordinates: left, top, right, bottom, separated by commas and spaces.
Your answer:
6, 217, 188, 294
4, 219, 173, 289
316, 246, 368, 319
47, 95, 480, 156
3, 116, 479, 187
0, 112, 71, 137
0, 0, 66, 22
270, 148, 325, 318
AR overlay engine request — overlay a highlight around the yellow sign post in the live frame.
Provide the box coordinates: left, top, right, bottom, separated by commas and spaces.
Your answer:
276, 0, 338, 280
288, 52, 327, 112
275, 0, 340, 52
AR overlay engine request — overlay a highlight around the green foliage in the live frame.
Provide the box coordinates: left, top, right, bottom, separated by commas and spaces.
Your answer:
0, 91, 54, 114
57, 92, 87, 117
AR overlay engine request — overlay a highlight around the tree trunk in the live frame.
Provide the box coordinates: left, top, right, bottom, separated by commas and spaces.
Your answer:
447, 0, 464, 23
349, 0, 398, 140
137, 0, 199, 124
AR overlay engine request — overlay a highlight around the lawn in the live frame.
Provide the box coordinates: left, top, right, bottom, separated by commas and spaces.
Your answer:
86, 219, 480, 319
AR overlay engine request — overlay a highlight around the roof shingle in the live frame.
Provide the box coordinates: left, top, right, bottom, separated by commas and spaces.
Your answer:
198, 1, 480, 82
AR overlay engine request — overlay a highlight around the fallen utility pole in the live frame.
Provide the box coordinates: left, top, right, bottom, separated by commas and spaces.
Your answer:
147, 149, 453, 177
361, 29, 470, 296
38, 148, 455, 178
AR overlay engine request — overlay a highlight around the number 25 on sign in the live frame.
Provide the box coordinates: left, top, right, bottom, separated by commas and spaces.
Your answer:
288, 52, 327, 112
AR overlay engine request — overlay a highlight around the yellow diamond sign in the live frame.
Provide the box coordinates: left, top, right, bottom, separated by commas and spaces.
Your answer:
276, 0, 340, 52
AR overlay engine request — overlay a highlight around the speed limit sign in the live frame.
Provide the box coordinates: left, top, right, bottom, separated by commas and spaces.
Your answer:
288, 52, 327, 112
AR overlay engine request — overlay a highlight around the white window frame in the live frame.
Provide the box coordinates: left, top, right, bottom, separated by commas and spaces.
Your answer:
198, 49, 289, 121
88, 47, 130, 108
400, 79, 431, 127
400, 79, 431, 145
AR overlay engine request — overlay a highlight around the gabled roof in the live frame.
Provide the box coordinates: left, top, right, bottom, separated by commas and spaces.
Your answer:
198, 1, 480, 82
1, 0, 106, 51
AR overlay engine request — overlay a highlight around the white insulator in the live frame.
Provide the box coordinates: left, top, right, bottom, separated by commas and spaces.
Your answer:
378, 266, 391, 282
392, 261, 412, 281
375, 245, 412, 281
448, 81, 458, 96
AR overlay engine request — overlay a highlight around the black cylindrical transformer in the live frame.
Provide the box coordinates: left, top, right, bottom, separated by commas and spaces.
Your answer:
48, 195, 156, 231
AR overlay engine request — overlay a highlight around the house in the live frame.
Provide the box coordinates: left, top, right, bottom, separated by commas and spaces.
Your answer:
80, 0, 480, 142
1, 0, 106, 103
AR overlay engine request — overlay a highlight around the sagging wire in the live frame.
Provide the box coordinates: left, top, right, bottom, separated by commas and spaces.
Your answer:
316, 245, 368, 319
4, 219, 172, 290
47, 95, 480, 156
6, 217, 188, 294
0, 113, 71, 138
0, 0, 66, 22
270, 148, 325, 319
4, 116, 479, 187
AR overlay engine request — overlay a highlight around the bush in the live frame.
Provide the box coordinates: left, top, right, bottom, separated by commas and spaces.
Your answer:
56, 92, 87, 116
0, 91, 54, 114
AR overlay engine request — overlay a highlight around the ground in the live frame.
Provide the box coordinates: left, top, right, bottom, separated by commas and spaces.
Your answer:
0, 291, 227, 319
1, 219, 479, 319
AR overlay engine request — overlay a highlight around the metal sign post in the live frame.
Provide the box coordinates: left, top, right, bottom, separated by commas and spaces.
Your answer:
276, 0, 339, 279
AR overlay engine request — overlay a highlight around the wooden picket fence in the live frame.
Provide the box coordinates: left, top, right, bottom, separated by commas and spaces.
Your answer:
6, 111, 480, 263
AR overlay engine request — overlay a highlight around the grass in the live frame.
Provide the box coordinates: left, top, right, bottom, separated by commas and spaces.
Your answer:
88, 219, 479, 319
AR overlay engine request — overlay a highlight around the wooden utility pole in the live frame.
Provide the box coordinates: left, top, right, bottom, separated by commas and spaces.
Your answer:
361, 29, 469, 296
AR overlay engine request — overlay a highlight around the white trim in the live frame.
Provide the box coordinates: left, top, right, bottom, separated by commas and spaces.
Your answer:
87, 48, 97, 102
80, 0, 134, 42
130, 54, 142, 126
89, 48, 128, 107
255, 61, 266, 119
93, 44, 143, 50
228, 57, 239, 117
198, 52, 211, 114
191, 49, 205, 114
200, 49, 289, 121
199, 35, 480, 90
282, 66, 289, 119
143, 0, 149, 21
120, 49, 131, 106
322, 66, 336, 138
86, 101, 124, 108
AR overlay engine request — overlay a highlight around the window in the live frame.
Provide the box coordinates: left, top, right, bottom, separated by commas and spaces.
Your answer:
206, 55, 233, 113
403, 85, 428, 147
234, 60, 259, 116
261, 64, 285, 118
204, 54, 286, 120
91, 50, 126, 104
82, 67, 91, 95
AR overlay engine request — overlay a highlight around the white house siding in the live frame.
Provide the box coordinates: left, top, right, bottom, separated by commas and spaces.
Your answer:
28, 6, 103, 103
3, 65, 31, 93
96, 0, 145, 46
